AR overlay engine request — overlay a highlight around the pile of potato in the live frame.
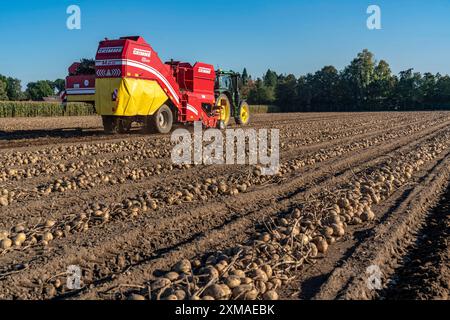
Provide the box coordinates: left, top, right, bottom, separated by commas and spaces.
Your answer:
3, 132, 447, 258
0, 136, 177, 183
130, 133, 448, 300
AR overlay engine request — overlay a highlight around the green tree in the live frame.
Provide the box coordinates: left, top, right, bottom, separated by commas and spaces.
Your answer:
310, 66, 340, 111
0, 79, 8, 101
6, 77, 23, 100
275, 74, 297, 111
263, 69, 278, 88
26, 81, 54, 101
247, 79, 275, 104
419, 72, 437, 107
341, 49, 376, 110
435, 75, 450, 107
367, 60, 396, 110
242, 68, 249, 85
52, 79, 65, 94
395, 69, 423, 110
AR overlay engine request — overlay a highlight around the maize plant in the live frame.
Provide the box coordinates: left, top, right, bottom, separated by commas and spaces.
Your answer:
0, 102, 95, 118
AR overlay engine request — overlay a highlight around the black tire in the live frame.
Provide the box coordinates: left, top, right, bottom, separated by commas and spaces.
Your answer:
215, 93, 232, 127
102, 116, 118, 134
148, 105, 173, 134
235, 101, 250, 125
118, 118, 133, 133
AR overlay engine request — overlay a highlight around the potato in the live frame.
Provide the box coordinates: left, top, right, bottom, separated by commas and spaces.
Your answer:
331, 223, 345, 237
263, 290, 279, 300
313, 237, 328, 254
241, 277, 253, 284
297, 233, 309, 246
230, 269, 246, 278
14, 225, 25, 233
232, 284, 255, 299
0, 230, 9, 240
204, 284, 226, 300
14, 233, 26, 245
261, 265, 273, 278
220, 284, 232, 299
45, 219, 56, 228
151, 278, 171, 291
202, 265, 219, 280
173, 259, 191, 274
322, 226, 334, 237
350, 217, 363, 225
1, 238, 12, 250
165, 271, 180, 281
255, 280, 266, 294
250, 269, 268, 282
361, 208, 375, 221
259, 232, 271, 242
326, 236, 336, 245
93, 210, 103, 217
269, 278, 282, 289
215, 260, 228, 273
0, 196, 8, 207
42, 232, 53, 242
224, 275, 241, 289
174, 289, 186, 300
128, 294, 146, 300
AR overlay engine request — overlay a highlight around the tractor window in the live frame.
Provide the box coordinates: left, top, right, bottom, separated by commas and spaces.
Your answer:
216, 75, 231, 90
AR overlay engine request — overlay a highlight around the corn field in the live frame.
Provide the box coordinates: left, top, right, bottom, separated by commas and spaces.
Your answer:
0, 102, 95, 118
0, 102, 276, 118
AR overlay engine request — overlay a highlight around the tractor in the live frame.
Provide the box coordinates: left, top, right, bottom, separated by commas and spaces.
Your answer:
215, 70, 250, 129
62, 36, 250, 134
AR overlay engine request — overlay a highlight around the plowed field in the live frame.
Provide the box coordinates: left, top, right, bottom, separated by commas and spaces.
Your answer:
0, 112, 449, 300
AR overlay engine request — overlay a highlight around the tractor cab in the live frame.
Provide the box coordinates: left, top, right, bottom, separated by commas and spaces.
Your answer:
214, 70, 250, 128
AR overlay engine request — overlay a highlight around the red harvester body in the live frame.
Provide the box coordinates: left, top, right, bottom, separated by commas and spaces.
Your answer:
65, 36, 222, 131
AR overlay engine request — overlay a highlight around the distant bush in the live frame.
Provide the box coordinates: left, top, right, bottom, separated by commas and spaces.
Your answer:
249, 105, 280, 113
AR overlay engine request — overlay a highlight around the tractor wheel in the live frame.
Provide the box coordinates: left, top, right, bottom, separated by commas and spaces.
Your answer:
215, 93, 231, 128
118, 118, 133, 133
148, 105, 173, 134
235, 101, 250, 125
102, 116, 119, 134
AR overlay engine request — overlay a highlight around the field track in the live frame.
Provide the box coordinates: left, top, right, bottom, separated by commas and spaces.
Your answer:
0, 112, 449, 300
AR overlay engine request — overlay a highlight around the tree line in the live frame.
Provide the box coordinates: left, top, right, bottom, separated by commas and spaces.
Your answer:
2, 50, 450, 110
0, 75, 65, 101
241, 49, 450, 111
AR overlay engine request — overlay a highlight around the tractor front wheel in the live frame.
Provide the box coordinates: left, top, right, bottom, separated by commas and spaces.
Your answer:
215, 93, 231, 128
148, 105, 173, 134
235, 101, 250, 125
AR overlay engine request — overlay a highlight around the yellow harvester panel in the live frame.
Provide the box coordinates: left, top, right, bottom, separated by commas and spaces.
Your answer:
95, 78, 169, 116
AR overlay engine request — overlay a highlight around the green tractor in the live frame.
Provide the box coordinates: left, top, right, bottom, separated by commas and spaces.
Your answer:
215, 70, 250, 129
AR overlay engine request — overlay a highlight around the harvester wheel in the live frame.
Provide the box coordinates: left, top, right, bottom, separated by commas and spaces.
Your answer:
148, 104, 173, 134
102, 116, 119, 134
215, 93, 231, 128
118, 118, 133, 133
235, 101, 250, 125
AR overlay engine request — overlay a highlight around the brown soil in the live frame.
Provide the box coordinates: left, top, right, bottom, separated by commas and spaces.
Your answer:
0, 112, 449, 300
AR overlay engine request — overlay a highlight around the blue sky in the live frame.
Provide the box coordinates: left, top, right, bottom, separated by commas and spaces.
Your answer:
1, 0, 450, 87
